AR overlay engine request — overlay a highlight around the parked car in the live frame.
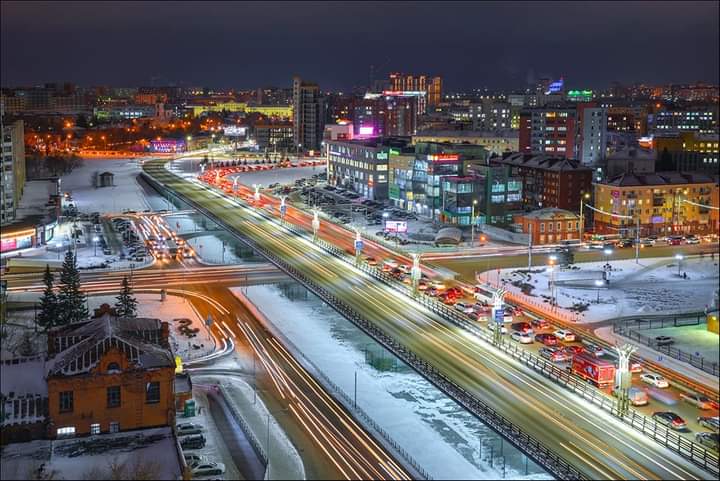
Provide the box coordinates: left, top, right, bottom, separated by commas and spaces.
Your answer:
510, 331, 533, 344
680, 393, 714, 410
640, 373, 670, 388
697, 416, 720, 431
554, 329, 576, 342
655, 336, 674, 346
695, 432, 719, 450
180, 434, 206, 449
652, 411, 687, 430
192, 462, 226, 477
535, 333, 559, 346
184, 454, 208, 468
177, 423, 204, 436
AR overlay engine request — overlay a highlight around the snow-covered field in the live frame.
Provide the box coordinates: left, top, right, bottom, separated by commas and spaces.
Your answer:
226, 164, 323, 187
232, 283, 550, 480
498, 256, 719, 322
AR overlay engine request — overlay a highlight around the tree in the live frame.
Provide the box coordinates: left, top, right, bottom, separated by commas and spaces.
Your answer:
114, 276, 137, 318
38, 265, 58, 330
57, 250, 88, 325
76, 113, 89, 129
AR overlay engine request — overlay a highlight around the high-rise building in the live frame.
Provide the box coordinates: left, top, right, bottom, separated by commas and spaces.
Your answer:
519, 107, 576, 160
651, 106, 718, 134
388, 72, 442, 111
292, 76, 324, 151
575, 102, 608, 165
1, 119, 26, 225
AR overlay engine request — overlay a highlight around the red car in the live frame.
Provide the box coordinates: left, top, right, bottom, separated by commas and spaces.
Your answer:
535, 333, 559, 346
445, 287, 463, 297
562, 345, 585, 356
531, 319, 551, 330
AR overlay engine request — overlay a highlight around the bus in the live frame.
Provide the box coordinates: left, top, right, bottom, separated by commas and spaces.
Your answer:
166, 239, 179, 257
473, 284, 513, 322
559, 238, 584, 248
588, 233, 621, 249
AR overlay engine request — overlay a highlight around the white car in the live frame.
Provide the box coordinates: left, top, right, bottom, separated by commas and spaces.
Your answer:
640, 373, 669, 388
554, 329, 576, 342
192, 462, 226, 477
511, 331, 533, 344
454, 302, 475, 315
184, 454, 208, 468
486, 322, 507, 334
177, 422, 204, 436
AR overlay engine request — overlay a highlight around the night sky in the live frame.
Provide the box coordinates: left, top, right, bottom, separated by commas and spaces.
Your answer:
2, 1, 718, 91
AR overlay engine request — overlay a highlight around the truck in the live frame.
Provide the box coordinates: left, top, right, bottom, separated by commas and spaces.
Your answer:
166, 239, 178, 257
572, 352, 616, 387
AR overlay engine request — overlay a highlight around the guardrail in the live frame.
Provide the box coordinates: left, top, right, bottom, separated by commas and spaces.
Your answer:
215, 384, 269, 467
145, 163, 719, 479
614, 319, 718, 377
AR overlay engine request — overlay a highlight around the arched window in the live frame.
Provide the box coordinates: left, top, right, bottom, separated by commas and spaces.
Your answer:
107, 362, 121, 374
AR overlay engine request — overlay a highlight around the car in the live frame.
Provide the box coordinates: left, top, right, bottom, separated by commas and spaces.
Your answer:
640, 373, 670, 388
454, 302, 475, 315
612, 386, 649, 406
554, 329, 576, 342
177, 423, 204, 436
655, 336, 674, 346
445, 287, 463, 297
562, 345, 585, 356
667, 236, 684, 246
184, 454, 208, 468
582, 342, 606, 357
531, 318, 551, 330
440, 294, 457, 305
652, 411, 687, 430
617, 239, 634, 248
192, 462, 226, 477
680, 393, 714, 410
697, 416, 720, 431
363, 256, 378, 266
486, 321, 507, 334
695, 432, 719, 450
510, 331, 533, 344
180, 434, 206, 449
535, 333, 559, 346
629, 362, 643, 373
685, 235, 700, 245
511, 322, 533, 334
540, 346, 570, 363
640, 238, 656, 246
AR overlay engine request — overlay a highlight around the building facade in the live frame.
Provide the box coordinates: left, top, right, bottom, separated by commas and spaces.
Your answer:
519, 107, 576, 160
575, 103, 608, 165
513, 208, 581, 245
255, 122, 294, 151
654, 132, 719, 173
293, 76, 324, 151
412, 130, 519, 156
1, 120, 26, 225
652, 106, 718, 134
593, 172, 719, 236
389, 72, 443, 110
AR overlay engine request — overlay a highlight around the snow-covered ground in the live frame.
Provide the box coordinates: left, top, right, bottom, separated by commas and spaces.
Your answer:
638, 323, 719, 363
13, 179, 55, 222
226, 164, 323, 187
88, 293, 215, 361
232, 283, 549, 480
496, 256, 719, 322
58, 157, 164, 213
0, 427, 182, 480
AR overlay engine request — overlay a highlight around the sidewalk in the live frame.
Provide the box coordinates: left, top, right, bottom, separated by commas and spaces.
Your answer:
595, 325, 720, 390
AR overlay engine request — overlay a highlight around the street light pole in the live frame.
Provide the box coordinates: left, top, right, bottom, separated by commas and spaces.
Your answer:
675, 253, 683, 277
579, 192, 590, 242
471, 199, 478, 247
595, 279, 603, 303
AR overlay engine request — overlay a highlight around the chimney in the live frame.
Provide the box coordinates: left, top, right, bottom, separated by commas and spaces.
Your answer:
160, 321, 170, 348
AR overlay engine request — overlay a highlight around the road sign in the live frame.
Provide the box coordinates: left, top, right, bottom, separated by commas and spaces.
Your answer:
205, 314, 213, 327
494, 308, 505, 324
354, 240, 364, 252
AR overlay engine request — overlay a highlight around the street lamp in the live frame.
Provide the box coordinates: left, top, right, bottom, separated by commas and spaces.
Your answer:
92, 236, 99, 256
55, 241, 62, 259
603, 247, 613, 264
675, 253, 684, 277
548, 255, 557, 307
595, 279, 604, 303
579, 192, 591, 242
471, 199, 478, 247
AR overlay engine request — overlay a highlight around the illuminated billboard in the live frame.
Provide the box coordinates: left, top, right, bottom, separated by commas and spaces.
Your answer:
358, 126, 375, 136
224, 125, 247, 137
384, 220, 408, 233
545, 78, 564, 95
150, 139, 186, 153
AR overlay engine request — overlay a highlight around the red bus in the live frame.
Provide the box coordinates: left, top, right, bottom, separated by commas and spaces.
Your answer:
572, 353, 616, 387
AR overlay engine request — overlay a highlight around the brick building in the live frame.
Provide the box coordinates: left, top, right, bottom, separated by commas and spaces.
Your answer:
513, 208, 581, 245
495, 153, 593, 211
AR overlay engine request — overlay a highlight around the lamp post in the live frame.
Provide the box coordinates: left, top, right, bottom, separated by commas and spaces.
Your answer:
311, 209, 320, 242
92, 236, 99, 257
595, 279, 604, 304
548, 255, 557, 307
471, 199, 478, 247
411, 253, 422, 296
579, 192, 591, 242
614, 344, 638, 416
675, 253, 683, 277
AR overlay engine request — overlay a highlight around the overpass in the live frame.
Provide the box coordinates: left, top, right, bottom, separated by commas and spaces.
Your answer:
142, 158, 716, 480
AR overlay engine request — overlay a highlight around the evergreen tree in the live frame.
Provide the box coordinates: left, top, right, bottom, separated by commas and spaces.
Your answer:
114, 276, 138, 318
37, 265, 58, 330
57, 250, 88, 325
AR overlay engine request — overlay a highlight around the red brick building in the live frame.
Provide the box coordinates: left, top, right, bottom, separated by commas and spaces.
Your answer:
514, 208, 581, 245
519, 107, 576, 159
495, 153, 593, 211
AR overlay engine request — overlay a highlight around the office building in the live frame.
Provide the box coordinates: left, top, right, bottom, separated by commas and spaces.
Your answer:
412, 130, 519, 156
654, 132, 719, 173
388, 72, 442, 111
519, 107, 576, 159
593, 172, 719, 236
470, 100, 512, 131
1, 120, 26, 225
575, 102, 608, 165
496, 153, 593, 211
254, 122, 294, 151
652, 106, 718, 134
293, 76, 324, 151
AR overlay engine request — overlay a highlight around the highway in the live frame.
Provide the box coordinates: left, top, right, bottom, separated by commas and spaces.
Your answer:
143, 158, 715, 480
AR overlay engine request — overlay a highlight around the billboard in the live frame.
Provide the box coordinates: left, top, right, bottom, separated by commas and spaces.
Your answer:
150, 139, 186, 153
384, 220, 408, 233
224, 125, 247, 137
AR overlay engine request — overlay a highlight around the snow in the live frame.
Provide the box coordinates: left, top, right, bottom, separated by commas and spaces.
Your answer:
0, 359, 47, 397
494, 256, 719, 322
227, 164, 324, 188
231, 283, 550, 480
13, 180, 55, 222
185, 235, 242, 265
88, 293, 216, 361
0, 427, 182, 480
58, 157, 163, 214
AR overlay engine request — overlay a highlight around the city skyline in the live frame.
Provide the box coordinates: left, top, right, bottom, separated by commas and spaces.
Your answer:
2, 1, 719, 91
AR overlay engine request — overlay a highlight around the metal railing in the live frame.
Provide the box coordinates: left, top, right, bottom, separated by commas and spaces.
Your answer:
614, 319, 718, 377
215, 384, 269, 467
144, 164, 720, 479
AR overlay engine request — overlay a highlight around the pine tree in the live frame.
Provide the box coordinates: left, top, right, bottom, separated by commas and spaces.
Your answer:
57, 250, 88, 325
114, 276, 138, 318
37, 265, 58, 330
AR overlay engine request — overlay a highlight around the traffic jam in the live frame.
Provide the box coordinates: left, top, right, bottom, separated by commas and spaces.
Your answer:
197, 166, 719, 452
112, 212, 195, 265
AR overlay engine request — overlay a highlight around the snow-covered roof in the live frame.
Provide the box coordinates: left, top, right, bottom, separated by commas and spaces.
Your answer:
519, 208, 579, 220
1, 359, 48, 397
604, 171, 718, 187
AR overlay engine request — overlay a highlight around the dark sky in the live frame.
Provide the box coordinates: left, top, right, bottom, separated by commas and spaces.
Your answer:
2, 1, 718, 91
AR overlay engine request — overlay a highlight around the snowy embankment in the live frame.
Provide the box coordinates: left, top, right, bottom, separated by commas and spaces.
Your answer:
497, 255, 719, 322
231, 283, 550, 480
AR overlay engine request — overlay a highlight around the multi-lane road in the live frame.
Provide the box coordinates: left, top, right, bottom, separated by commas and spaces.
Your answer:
141, 157, 716, 480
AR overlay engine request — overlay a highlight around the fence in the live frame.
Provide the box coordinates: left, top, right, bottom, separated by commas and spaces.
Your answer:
144, 162, 719, 479
614, 319, 718, 377
215, 385, 269, 467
